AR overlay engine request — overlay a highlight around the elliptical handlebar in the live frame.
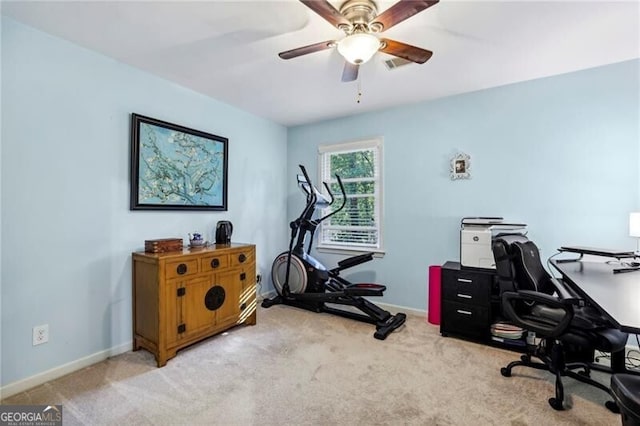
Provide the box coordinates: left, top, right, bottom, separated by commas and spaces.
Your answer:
296, 165, 317, 225
297, 164, 347, 224
292, 164, 349, 254
322, 181, 334, 205
318, 174, 346, 223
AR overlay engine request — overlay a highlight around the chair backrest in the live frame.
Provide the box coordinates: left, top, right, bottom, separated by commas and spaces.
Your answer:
492, 234, 529, 294
511, 240, 557, 296
492, 234, 556, 296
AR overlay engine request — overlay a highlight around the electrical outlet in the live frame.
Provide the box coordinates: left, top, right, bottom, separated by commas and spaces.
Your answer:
33, 324, 49, 346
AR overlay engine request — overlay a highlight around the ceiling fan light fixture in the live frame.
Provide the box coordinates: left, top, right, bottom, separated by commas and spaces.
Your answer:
337, 33, 380, 65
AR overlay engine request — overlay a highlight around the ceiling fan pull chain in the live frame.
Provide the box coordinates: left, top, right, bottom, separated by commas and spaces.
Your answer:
356, 77, 362, 104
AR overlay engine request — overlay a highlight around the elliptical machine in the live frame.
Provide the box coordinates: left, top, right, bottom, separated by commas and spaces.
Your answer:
261, 165, 406, 340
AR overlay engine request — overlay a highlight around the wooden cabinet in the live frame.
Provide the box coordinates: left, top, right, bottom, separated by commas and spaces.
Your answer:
440, 261, 494, 341
132, 243, 257, 367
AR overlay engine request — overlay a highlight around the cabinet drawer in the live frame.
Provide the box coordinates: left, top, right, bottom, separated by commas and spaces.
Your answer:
230, 249, 255, 267
442, 271, 491, 305
441, 301, 490, 339
240, 262, 256, 291
165, 259, 199, 280
201, 254, 229, 272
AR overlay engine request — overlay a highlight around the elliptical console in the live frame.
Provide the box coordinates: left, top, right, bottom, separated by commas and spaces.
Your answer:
261, 165, 406, 340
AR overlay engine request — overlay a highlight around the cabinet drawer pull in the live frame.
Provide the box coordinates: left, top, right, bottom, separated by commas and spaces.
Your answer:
456, 309, 473, 316
177, 263, 187, 275
204, 286, 226, 311
211, 258, 220, 269
457, 278, 472, 283
456, 293, 472, 299
238, 254, 247, 263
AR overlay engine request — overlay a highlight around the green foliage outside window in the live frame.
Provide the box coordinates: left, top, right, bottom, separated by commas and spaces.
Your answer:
323, 149, 379, 246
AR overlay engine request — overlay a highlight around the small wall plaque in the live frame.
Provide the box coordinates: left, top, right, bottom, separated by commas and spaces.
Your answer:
450, 152, 471, 180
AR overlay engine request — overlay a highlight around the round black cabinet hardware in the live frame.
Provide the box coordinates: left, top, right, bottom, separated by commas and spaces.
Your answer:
204, 286, 226, 311
211, 258, 220, 269
239, 254, 247, 263
241, 302, 247, 311
177, 263, 187, 275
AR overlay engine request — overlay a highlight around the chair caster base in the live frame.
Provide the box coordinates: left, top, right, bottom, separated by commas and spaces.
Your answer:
577, 369, 590, 377
549, 397, 565, 411
605, 400, 620, 414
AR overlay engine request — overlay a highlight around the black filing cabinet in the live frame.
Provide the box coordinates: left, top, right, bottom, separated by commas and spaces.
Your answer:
440, 261, 495, 341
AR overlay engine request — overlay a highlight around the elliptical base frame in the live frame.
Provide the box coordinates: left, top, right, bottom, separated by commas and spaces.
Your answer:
261, 292, 407, 340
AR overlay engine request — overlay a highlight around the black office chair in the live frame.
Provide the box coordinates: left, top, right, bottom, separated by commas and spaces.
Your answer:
492, 234, 628, 411
611, 374, 640, 426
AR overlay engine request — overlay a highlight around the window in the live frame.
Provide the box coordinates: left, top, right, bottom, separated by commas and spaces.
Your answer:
317, 138, 383, 253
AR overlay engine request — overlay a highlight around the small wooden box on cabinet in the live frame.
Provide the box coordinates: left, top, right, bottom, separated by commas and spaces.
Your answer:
132, 243, 257, 367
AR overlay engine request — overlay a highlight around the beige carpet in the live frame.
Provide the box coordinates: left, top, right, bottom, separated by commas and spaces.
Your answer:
3, 306, 620, 425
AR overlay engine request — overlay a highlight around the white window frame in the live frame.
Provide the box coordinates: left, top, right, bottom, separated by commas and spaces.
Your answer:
316, 137, 384, 256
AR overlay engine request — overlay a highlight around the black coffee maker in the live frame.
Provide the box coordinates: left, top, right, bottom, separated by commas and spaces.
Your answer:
215, 221, 233, 244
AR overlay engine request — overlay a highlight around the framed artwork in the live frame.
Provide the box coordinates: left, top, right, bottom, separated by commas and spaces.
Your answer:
450, 152, 471, 180
130, 113, 228, 210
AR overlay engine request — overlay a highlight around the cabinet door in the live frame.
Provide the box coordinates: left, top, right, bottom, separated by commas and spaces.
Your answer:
179, 275, 218, 339
238, 263, 257, 321
214, 269, 241, 325
165, 280, 180, 346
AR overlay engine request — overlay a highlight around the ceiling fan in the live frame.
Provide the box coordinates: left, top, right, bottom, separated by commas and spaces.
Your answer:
279, 0, 439, 82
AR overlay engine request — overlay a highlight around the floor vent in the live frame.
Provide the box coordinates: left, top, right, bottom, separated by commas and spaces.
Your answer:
383, 57, 413, 70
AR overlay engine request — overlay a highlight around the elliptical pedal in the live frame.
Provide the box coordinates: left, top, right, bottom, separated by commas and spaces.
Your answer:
373, 313, 407, 340
344, 283, 386, 297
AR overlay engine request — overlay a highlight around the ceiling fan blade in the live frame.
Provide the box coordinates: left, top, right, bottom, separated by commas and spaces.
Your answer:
278, 40, 335, 60
300, 0, 351, 29
371, 0, 439, 32
341, 62, 359, 82
379, 38, 433, 64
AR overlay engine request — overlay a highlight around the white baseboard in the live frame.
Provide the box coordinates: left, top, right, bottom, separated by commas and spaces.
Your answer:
1, 341, 132, 399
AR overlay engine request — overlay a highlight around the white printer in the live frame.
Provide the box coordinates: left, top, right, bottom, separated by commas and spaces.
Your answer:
460, 217, 527, 269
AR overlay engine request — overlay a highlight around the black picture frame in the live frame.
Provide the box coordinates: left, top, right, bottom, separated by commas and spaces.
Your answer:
130, 113, 228, 211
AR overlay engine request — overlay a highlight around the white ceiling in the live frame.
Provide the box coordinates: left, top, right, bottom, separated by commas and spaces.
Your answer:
2, 1, 639, 127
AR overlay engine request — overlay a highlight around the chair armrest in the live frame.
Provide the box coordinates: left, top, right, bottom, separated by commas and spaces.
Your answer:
502, 290, 574, 338
548, 277, 581, 304
548, 260, 585, 303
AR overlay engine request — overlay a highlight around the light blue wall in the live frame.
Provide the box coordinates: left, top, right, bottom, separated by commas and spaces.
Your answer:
2, 15, 639, 389
287, 59, 640, 310
0, 16, 4, 392
1, 18, 288, 386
